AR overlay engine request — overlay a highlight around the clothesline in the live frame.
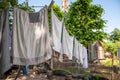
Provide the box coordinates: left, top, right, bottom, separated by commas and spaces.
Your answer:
51, 10, 88, 68
30, 6, 44, 8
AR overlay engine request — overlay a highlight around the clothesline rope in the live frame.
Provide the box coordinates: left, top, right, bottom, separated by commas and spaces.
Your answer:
31, 6, 44, 8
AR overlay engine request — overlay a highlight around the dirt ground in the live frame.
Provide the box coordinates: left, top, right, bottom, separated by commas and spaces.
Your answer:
1, 63, 120, 80
89, 64, 120, 80
3, 70, 72, 80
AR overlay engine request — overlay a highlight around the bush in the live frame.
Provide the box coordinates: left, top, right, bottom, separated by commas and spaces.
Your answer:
53, 69, 72, 76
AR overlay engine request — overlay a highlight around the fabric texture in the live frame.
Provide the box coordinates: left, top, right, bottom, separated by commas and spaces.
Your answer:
0, 9, 11, 74
82, 47, 88, 68
12, 6, 52, 65
51, 10, 62, 53
73, 38, 83, 64
51, 10, 73, 60
78, 42, 83, 64
73, 38, 79, 62
62, 25, 73, 60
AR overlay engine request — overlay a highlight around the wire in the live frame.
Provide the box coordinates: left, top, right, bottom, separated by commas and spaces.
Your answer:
31, 6, 44, 8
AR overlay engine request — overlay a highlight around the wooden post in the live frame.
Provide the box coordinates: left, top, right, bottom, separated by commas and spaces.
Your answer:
15, 65, 21, 80
48, 0, 54, 11
51, 50, 54, 69
111, 54, 114, 80
49, 0, 55, 70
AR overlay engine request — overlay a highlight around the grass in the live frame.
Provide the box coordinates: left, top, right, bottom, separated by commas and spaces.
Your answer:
53, 68, 91, 75
53, 69, 108, 80
53, 69, 72, 76
100, 58, 120, 67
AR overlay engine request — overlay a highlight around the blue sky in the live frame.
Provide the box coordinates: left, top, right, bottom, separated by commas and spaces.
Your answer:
19, 0, 120, 33
93, 0, 120, 33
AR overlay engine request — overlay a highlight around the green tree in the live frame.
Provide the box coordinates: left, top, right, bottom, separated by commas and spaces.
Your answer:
48, 4, 63, 23
48, 4, 63, 31
19, 0, 34, 12
65, 0, 107, 46
0, 0, 34, 11
0, 0, 35, 29
52, 4, 64, 20
109, 28, 120, 42
103, 42, 120, 55
0, 0, 15, 9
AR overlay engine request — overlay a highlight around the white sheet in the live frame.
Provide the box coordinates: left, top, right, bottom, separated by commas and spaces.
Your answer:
12, 6, 52, 65
82, 47, 88, 68
62, 26, 73, 60
78, 43, 83, 64
0, 9, 11, 74
73, 38, 79, 62
51, 10, 62, 53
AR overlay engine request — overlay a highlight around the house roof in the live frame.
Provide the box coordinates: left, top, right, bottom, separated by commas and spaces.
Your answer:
93, 40, 103, 47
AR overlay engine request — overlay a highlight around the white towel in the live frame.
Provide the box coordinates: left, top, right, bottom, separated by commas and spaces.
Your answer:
51, 10, 62, 53
78, 43, 83, 64
83, 47, 88, 68
62, 26, 73, 60
73, 39, 83, 64
73, 38, 79, 62
0, 9, 11, 74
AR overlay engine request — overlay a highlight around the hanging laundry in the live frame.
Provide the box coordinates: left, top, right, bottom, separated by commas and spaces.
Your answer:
73, 38, 79, 63
51, 9, 62, 53
12, 6, 52, 65
73, 38, 83, 64
0, 9, 11, 74
51, 10, 73, 60
62, 25, 73, 60
78, 42, 84, 65
82, 47, 88, 68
